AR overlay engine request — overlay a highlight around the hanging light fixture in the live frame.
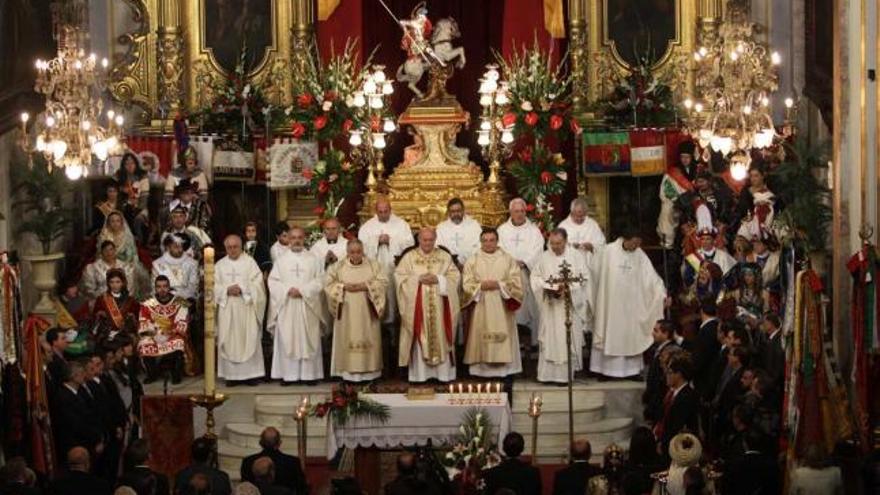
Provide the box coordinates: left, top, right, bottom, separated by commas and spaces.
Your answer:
682, 0, 780, 164
19, 0, 124, 180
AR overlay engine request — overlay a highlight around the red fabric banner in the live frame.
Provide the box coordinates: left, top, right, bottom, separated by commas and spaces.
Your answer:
141, 395, 194, 483
317, 0, 363, 64
502, 0, 561, 65
23, 315, 55, 477
126, 135, 178, 178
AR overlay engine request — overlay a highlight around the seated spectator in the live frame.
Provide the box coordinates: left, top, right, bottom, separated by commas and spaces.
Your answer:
233, 483, 260, 495
239, 427, 307, 495
551, 439, 602, 495
664, 433, 702, 495
0, 457, 41, 495
117, 439, 170, 495
174, 438, 231, 495
789, 445, 844, 495
49, 447, 112, 495
483, 432, 541, 495
385, 452, 442, 495
251, 457, 294, 495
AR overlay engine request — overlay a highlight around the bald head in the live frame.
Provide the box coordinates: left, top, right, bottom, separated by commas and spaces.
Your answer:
259, 427, 282, 450
67, 446, 90, 471
347, 239, 364, 264
224, 235, 243, 259
323, 218, 341, 241
375, 197, 392, 222
418, 227, 436, 253
509, 198, 527, 226
570, 198, 588, 224
288, 226, 306, 251
570, 439, 592, 461
252, 456, 275, 483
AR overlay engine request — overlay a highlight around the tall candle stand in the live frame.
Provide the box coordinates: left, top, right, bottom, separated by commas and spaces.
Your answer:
294, 396, 310, 469
528, 393, 543, 462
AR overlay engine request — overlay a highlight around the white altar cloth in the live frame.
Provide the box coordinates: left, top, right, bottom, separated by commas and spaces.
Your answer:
326, 393, 512, 458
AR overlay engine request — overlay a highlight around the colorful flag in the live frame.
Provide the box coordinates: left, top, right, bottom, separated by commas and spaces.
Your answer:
630, 129, 666, 176
582, 131, 630, 175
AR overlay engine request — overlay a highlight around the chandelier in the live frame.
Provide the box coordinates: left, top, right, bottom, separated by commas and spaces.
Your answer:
682, 0, 784, 179
19, 0, 124, 180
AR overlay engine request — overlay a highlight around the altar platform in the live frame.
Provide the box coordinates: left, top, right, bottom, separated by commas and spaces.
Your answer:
144, 377, 644, 482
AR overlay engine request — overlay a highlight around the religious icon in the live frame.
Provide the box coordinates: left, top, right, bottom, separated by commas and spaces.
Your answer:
606, 0, 677, 68
203, 0, 272, 74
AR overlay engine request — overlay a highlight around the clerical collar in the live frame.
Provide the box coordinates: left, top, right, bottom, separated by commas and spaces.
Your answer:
291, 247, 304, 253
511, 220, 526, 227
350, 258, 363, 265
552, 250, 566, 257
327, 238, 338, 244
569, 217, 584, 225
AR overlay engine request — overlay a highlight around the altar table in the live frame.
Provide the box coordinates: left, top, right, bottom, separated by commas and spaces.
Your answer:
326, 393, 512, 457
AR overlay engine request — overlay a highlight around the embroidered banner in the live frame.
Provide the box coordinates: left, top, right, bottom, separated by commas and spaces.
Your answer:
267, 140, 319, 190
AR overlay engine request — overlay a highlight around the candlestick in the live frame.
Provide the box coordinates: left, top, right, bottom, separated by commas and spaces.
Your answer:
448, 384, 454, 395
203, 246, 216, 397
458, 383, 463, 395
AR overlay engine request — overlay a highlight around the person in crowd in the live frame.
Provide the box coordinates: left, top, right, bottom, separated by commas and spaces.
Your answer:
97, 211, 149, 297
167, 180, 211, 240
658, 141, 698, 249
663, 433, 703, 495
152, 234, 200, 301
324, 239, 388, 382
1, 457, 41, 495
551, 439, 602, 495
215, 234, 267, 386
621, 426, 664, 491
113, 152, 151, 244
436, 197, 482, 266
165, 146, 209, 204
250, 458, 293, 495
643, 320, 680, 423
94, 181, 122, 233
736, 163, 780, 240
243, 221, 273, 273
49, 447, 112, 495
759, 312, 785, 401
45, 327, 71, 394
385, 452, 442, 495
82, 241, 138, 302
239, 427, 307, 495
691, 299, 720, 401
788, 444, 844, 495
86, 353, 127, 482
92, 269, 141, 339
395, 227, 460, 383
721, 430, 780, 495
270, 221, 291, 263
161, 207, 201, 258
711, 346, 750, 442
530, 228, 590, 383
118, 439, 170, 495
51, 361, 104, 459
483, 432, 541, 495
56, 279, 91, 328
309, 218, 348, 270
497, 198, 544, 350
137, 275, 190, 384
655, 357, 699, 456
557, 197, 606, 268
267, 226, 324, 384
174, 438, 232, 495
461, 228, 524, 378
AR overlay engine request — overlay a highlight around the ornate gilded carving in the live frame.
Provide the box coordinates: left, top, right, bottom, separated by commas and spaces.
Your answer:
156, 26, 184, 116
109, 0, 157, 120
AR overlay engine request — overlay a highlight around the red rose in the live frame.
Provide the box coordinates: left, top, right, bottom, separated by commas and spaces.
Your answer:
324, 90, 337, 102
314, 404, 329, 417
292, 122, 306, 138
549, 114, 563, 130
313, 206, 326, 216
333, 396, 347, 407
314, 115, 328, 130
569, 118, 582, 134
518, 148, 533, 163
524, 112, 539, 126
342, 119, 354, 133
540, 171, 554, 184
297, 93, 314, 108
318, 180, 330, 193
302, 168, 314, 180
525, 203, 535, 212
501, 112, 517, 128
370, 115, 381, 132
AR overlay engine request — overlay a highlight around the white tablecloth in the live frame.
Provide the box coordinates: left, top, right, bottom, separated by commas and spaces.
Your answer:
326, 393, 512, 458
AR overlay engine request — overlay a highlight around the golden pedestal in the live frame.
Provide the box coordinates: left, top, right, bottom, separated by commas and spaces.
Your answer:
359, 99, 507, 228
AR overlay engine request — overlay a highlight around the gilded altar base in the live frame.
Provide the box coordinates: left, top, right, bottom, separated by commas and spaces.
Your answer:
360, 114, 507, 229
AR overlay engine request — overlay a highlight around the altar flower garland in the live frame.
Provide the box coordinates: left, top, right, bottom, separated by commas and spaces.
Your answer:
600, 54, 675, 127
507, 146, 567, 233
284, 39, 373, 142
307, 149, 359, 218
195, 48, 270, 137
310, 384, 390, 427
440, 409, 501, 494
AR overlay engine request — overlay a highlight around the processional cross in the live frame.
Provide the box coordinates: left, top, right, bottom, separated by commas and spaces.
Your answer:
545, 259, 587, 448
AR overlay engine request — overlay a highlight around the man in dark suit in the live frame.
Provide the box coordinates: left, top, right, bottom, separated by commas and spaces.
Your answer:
51, 361, 104, 460
240, 427, 307, 495
483, 432, 541, 495
385, 452, 442, 495
118, 439, 170, 495
551, 439, 602, 495
712, 346, 750, 442
691, 301, 720, 400
175, 438, 232, 495
656, 356, 699, 457
643, 320, 680, 423
252, 457, 294, 495
45, 327, 70, 394
759, 313, 784, 400
48, 447, 112, 495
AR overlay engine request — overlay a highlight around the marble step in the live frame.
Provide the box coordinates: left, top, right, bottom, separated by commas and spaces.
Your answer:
521, 417, 634, 451
254, 395, 333, 428
225, 422, 328, 452
511, 407, 605, 430
510, 392, 606, 414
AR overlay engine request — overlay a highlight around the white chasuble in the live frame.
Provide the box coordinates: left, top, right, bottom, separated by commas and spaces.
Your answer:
267, 250, 324, 381
436, 215, 483, 264
152, 252, 200, 300
325, 257, 388, 381
358, 214, 414, 324
215, 254, 267, 380
530, 248, 590, 383
497, 219, 545, 345
558, 215, 606, 269
395, 248, 460, 382
590, 239, 667, 377
309, 236, 349, 332
270, 241, 290, 263
461, 248, 524, 377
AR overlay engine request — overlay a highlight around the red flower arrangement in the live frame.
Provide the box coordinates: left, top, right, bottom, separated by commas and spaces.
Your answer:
507, 145, 568, 234
310, 384, 390, 427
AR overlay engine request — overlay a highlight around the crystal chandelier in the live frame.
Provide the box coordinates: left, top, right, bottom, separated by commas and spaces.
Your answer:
682, 0, 783, 179
19, 0, 124, 180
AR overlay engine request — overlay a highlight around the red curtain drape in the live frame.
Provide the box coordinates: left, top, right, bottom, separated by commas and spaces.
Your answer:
501, 0, 564, 66
317, 0, 363, 64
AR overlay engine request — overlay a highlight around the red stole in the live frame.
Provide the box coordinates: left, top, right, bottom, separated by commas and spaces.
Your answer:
411, 283, 454, 360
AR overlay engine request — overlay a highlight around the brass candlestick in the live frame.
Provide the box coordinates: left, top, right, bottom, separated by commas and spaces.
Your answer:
528, 393, 543, 462
294, 395, 310, 469
190, 392, 228, 468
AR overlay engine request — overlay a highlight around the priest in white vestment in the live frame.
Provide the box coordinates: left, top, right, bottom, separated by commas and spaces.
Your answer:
395, 228, 460, 382
153, 233, 200, 300
462, 228, 524, 377
436, 198, 482, 265
325, 239, 388, 381
270, 220, 291, 263
358, 197, 414, 326
530, 229, 590, 383
591, 232, 667, 378
310, 218, 349, 269
82, 240, 137, 301
215, 235, 267, 384
558, 197, 606, 269
497, 198, 545, 346
267, 227, 324, 383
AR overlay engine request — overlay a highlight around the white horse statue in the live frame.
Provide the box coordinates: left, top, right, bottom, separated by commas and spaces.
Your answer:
396, 18, 466, 98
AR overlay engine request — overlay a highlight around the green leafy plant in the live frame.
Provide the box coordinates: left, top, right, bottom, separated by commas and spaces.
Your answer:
770, 138, 832, 252
310, 384, 390, 427
599, 53, 675, 127
303, 148, 361, 219
507, 145, 568, 233
12, 157, 73, 254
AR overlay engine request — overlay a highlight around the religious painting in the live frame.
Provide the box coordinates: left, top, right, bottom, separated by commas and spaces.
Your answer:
203, 0, 273, 73
605, 0, 677, 67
